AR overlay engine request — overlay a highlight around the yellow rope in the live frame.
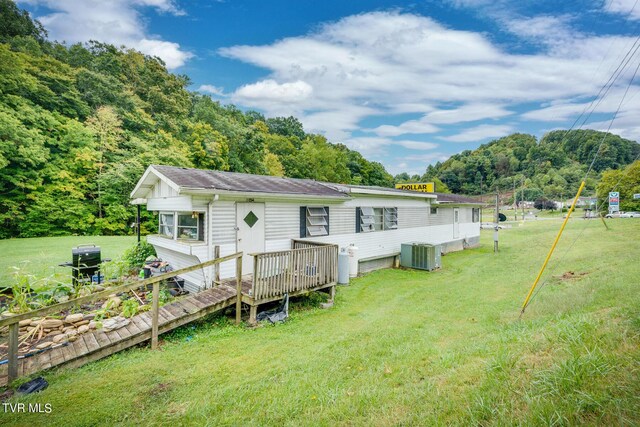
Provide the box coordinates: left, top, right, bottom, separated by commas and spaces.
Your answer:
520, 180, 586, 314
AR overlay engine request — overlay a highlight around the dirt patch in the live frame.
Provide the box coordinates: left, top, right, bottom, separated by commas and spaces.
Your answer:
555, 271, 589, 281
0, 388, 14, 402
150, 382, 171, 396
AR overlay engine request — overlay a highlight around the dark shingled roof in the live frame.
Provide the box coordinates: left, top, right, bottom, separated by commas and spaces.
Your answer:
433, 192, 482, 204
344, 184, 436, 196
153, 165, 350, 198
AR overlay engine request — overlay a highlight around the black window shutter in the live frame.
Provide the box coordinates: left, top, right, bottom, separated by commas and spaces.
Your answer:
300, 206, 306, 238
325, 206, 330, 235
355, 207, 361, 233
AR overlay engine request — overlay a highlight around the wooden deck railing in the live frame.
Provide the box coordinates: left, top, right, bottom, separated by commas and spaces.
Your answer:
251, 242, 338, 301
0, 252, 243, 384
291, 239, 333, 250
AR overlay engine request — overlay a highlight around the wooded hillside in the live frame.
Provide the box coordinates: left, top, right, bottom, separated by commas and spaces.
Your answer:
0, 0, 393, 238
1, 1, 639, 239
404, 131, 640, 200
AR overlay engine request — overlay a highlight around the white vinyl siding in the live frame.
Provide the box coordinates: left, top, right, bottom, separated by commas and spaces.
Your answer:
429, 207, 454, 226
151, 179, 179, 198
265, 203, 299, 240
397, 206, 428, 229
211, 201, 236, 244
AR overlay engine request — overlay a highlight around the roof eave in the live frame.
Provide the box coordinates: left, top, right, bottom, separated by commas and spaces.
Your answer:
130, 165, 181, 200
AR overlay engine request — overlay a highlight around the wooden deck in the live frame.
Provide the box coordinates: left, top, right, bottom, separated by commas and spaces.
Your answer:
0, 284, 239, 386
0, 242, 338, 386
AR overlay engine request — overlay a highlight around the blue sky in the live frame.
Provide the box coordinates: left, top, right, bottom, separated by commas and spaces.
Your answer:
19, 0, 640, 176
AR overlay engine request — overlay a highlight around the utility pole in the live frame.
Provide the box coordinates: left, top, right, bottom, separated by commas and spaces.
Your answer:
521, 177, 525, 220
513, 177, 517, 221
480, 176, 483, 223
494, 192, 499, 253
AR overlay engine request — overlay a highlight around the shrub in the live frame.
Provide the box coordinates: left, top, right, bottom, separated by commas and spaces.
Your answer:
122, 241, 156, 268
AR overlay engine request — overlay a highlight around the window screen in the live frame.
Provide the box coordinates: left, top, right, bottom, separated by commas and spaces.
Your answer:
472, 208, 480, 223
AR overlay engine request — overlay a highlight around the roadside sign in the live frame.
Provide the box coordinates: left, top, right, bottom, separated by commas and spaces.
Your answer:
395, 182, 435, 192
609, 191, 620, 212
634, 193, 640, 199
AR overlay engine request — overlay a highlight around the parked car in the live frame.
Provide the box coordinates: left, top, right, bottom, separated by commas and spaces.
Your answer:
605, 212, 623, 218
620, 211, 640, 218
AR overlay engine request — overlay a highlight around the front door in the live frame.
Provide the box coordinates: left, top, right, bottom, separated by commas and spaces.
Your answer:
453, 208, 460, 239
236, 202, 265, 274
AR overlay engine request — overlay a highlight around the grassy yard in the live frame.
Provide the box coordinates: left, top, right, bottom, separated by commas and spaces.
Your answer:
0, 236, 137, 288
1, 220, 639, 426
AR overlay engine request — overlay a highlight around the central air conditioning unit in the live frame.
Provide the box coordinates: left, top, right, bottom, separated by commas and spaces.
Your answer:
400, 242, 442, 271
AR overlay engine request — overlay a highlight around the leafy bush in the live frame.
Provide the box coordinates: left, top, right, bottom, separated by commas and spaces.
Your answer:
121, 298, 140, 318
122, 241, 156, 268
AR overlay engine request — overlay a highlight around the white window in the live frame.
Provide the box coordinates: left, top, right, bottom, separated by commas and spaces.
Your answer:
304, 206, 329, 237
358, 207, 397, 232
472, 208, 480, 223
159, 213, 174, 238
177, 214, 199, 240
159, 212, 204, 241
384, 207, 398, 229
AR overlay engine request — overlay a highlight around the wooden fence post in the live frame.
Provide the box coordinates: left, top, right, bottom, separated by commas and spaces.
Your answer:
235, 254, 242, 324
151, 281, 159, 350
214, 245, 220, 285
7, 323, 19, 384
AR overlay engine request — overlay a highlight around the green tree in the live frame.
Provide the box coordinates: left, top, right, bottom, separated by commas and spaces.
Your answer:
187, 122, 229, 171
263, 151, 285, 177
0, 0, 47, 43
597, 160, 640, 212
86, 106, 123, 219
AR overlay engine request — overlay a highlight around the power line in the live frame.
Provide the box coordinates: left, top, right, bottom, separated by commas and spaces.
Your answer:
520, 44, 640, 315
522, 150, 640, 311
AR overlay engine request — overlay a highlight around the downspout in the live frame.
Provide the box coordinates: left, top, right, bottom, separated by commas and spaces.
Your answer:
206, 194, 218, 288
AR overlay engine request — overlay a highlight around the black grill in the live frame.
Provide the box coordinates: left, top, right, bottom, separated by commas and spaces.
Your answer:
59, 245, 104, 286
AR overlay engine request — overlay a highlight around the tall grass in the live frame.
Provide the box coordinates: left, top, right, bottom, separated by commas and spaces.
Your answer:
1, 219, 639, 426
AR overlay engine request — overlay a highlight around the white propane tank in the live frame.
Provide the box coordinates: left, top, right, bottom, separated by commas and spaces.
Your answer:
347, 244, 359, 278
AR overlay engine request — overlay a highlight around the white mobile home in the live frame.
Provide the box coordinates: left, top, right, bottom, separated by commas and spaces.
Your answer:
130, 165, 481, 294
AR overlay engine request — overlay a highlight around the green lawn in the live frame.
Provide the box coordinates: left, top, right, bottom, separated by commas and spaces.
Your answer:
2, 220, 640, 426
0, 236, 137, 288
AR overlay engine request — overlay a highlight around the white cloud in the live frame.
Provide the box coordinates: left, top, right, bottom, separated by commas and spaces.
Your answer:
136, 39, 193, 69
440, 124, 514, 142
372, 122, 440, 137
604, 0, 640, 20
371, 104, 513, 137
20, 0, 192, 69
219, 11, 638, 148
198, 84, 226, 97
133, 0, 185, 15
384, 151, 450, 175
235, 80, 313, 103
503, 15, 576, 47
341, 136, 439, 157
